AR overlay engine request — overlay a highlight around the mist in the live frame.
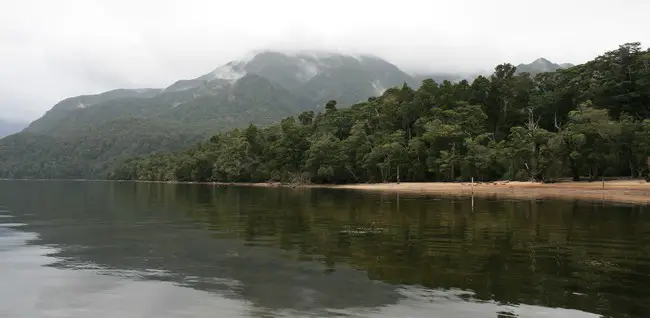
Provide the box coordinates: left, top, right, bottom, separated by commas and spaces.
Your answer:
1, 0, 649, 121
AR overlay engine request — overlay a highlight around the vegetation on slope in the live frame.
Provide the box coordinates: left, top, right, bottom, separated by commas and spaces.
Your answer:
111, 43, 650, 183
0, 118, 203, 178
0, 75, 304, 179
0, 51, 418, 179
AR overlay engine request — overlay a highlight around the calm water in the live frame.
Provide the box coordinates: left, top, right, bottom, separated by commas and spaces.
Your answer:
0, 181, 649, 318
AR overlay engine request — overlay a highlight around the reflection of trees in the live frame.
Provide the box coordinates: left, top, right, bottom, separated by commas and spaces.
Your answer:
0, 181, 403, 315
171, 185, 650, 317
1, 181, 649, 317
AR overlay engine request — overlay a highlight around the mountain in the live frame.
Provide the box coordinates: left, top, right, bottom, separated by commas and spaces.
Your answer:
0, 51, 416, 179
515, 58, 574, 75
164, 50, 415, 109
26, 51, 414, 137
26, 88, 162, 133
0, 119, 27, 138
412, 72, 479, 84
110, 42, 650, 185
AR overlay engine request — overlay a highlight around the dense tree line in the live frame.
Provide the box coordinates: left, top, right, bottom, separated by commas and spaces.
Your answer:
111, 43, 650, 183
0, 74, 308, 179
0, 119, 205, 179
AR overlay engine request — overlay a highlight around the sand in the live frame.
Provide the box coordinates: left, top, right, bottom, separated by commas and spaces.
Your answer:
7, 178, 649, 204
247, 180, 650, 205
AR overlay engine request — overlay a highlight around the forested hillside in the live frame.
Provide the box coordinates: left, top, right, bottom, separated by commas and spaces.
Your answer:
0, 119, 202, 178
111, 43, 650, 183
0, 51, 414, 179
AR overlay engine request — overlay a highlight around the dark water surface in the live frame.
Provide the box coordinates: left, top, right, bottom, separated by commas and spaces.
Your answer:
0, 181, 649, 317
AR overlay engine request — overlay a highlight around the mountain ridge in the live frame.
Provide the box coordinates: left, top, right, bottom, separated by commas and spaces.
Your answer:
0, 119, 28, 138
0, 50, 417, 179
2, 49, 578, 179
515, 57, 574, 75
26, 50, 416, 136
28, 52, 573, 131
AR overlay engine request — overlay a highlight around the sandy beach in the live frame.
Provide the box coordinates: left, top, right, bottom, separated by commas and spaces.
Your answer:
106, 178, 650, 204
246, 180, 650, 204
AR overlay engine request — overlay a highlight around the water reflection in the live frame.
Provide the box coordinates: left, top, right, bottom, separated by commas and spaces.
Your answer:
0, 180, 648, 317
0, 226, 262, 318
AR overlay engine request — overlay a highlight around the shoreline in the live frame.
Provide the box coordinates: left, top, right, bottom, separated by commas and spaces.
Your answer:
235, 180, 650, 205
4, 179, 650, 205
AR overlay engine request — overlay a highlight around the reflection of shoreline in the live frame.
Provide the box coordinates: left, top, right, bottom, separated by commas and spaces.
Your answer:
0, 227, 600, 318
6, 179, 650, 204
103, 179, 650, 204
230, 180, 650, 205
2, 199, 406, 313
1, 181, 646, 317
0, 225, 258, 318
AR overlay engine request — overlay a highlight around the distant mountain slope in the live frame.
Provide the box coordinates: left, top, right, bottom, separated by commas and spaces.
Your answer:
31, 74, 301, 137
164, 50, 415, 109
294, 53, 416, 107
0, 119, 202, 179
516, 58, 574, 75
0, 50, 419, 179
2, 51, 588, 179
26, 88, 162, 133
27, 51, 414, 137
0, 119, 27, 138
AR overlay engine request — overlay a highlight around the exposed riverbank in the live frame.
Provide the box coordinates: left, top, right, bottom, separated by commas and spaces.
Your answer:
242, 180, 650, 204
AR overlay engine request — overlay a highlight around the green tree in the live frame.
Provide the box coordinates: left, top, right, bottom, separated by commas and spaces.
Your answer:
108, 42, 650, 185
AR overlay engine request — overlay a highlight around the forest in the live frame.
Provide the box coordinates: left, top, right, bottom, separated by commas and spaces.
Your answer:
110, 43, 650, 183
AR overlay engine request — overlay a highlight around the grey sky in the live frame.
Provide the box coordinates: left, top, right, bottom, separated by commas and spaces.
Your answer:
1, 0, 649, 121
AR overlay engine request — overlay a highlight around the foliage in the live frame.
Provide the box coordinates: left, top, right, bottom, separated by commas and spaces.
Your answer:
0, 52, 419, 179
0, 119, 204, 179
0, 75, 304, 178
110, 43, 650, 183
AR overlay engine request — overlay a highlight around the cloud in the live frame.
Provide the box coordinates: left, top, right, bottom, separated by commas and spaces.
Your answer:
1, 0, 649, 121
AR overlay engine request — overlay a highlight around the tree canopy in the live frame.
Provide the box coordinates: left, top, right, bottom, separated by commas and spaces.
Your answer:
110, 43, 650, 183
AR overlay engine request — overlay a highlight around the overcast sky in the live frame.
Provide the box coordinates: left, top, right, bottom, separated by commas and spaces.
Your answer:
1, 0, 649, 121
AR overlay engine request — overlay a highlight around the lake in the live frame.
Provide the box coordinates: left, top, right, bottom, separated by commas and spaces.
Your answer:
0, 180, 648, 317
